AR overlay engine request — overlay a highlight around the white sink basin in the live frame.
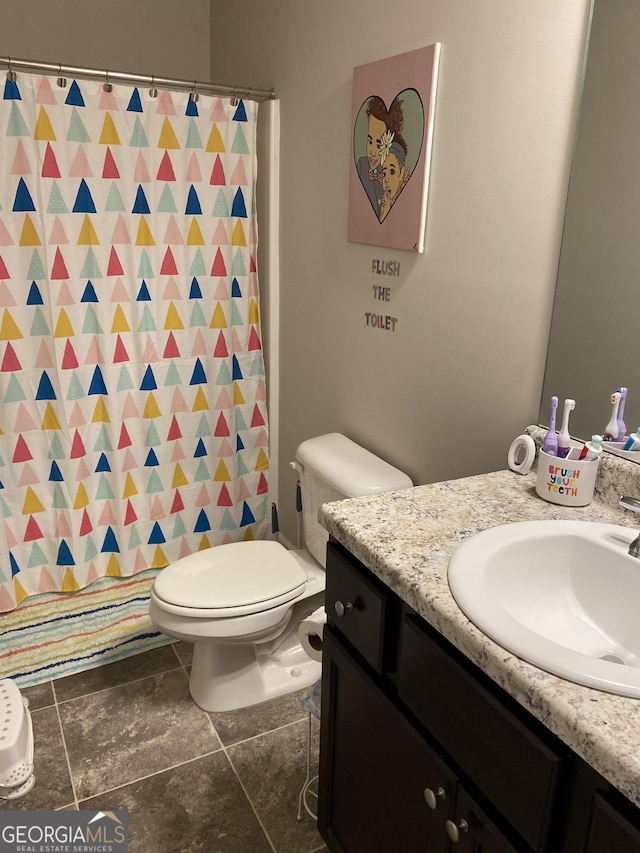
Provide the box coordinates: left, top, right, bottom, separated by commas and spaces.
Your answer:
448, 520, 640, 697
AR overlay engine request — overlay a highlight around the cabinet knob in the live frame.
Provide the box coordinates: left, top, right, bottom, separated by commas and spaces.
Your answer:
334, 600, 354, 618
445, 819, 469, 843
423, 786, 446, 810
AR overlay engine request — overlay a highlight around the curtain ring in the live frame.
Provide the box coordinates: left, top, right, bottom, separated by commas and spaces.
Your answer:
6, 58, 16, 83
189, 81, 199, 103
149, 75, 158, 98
103, 69, 113, 93
230, 87, 238, 107
57, 63, 67, 88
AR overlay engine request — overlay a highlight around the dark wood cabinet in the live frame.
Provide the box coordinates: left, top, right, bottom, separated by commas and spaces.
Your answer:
318, 626, 455, 852
398, 613, 562, 852
450, 787, 521, 853
584, 791, 640, 853
318, 539, 640, 853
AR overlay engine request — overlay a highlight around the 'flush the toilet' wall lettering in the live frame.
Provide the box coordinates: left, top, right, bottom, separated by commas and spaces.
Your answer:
365, 260, 399, 332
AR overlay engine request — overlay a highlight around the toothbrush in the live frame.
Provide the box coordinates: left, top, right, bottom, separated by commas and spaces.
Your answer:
542, 396, 558, 455
616, 387, 628, 441
578, 434, 604, 460
556, 398, 575, 459
603, 391, 621, 441
623, 428, 640, 451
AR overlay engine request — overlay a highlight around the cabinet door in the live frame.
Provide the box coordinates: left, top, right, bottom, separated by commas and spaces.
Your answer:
448, 788, 521, 853
318, 625, 454, 853
584, 791, 640, 853
398, 614, 562, 852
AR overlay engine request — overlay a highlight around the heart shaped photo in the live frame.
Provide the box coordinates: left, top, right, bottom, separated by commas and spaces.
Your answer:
353, 90, 424, 223
348, 44, 440, 253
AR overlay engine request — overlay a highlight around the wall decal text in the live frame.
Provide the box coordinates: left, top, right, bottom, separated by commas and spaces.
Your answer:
371, 259, 401, 276
372, 285, 391, 301
365, 312, 398, 331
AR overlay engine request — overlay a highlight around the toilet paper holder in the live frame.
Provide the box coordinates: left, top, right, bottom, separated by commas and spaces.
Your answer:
296, 679, 321, 822
299, 607, 327, 664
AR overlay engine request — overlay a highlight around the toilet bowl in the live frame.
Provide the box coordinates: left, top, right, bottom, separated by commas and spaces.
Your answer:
149, 433, 413, 712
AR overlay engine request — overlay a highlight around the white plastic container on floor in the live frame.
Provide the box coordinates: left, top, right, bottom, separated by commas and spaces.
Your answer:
0, 678, 35, 799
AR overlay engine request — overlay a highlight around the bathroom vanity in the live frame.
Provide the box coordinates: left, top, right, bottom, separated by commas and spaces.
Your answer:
316, 463, 640, 853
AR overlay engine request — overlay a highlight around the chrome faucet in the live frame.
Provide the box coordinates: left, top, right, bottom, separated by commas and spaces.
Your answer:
619, 496, 640, 557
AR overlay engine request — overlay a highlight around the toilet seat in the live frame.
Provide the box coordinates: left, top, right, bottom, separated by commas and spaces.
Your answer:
152, 540, 308, 618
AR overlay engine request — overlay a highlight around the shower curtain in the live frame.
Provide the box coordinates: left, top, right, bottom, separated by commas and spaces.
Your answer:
0, 72, 270, 612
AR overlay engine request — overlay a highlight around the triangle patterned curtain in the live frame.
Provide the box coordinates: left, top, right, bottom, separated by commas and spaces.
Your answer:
0, 72, 270, 613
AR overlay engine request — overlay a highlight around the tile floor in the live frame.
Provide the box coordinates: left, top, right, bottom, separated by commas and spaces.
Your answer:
1, 642, 327, 853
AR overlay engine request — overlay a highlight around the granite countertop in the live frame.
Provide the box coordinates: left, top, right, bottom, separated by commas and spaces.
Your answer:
318, 457, 640, 809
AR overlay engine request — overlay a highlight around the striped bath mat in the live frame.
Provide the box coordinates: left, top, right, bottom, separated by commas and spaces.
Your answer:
0, 570, 173, 688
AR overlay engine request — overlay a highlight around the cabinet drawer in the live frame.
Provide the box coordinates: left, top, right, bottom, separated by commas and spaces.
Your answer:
398, 614, 563, 852
325, 541, 387, 673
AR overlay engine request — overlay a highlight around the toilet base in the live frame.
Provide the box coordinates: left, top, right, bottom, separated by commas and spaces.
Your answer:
149, 549, 326, 712
189, 620, 322, 712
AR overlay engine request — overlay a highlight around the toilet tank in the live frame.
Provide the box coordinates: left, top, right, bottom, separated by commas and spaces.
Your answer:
294, 433, 413, 567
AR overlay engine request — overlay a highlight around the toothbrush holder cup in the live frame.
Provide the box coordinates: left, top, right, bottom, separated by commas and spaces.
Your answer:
535, 450, 599, 507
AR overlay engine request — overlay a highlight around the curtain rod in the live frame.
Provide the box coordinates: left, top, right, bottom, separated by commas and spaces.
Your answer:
0, 55, 276, 102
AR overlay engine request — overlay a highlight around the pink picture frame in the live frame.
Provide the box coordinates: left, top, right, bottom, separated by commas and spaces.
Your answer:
348, 43, 441, 253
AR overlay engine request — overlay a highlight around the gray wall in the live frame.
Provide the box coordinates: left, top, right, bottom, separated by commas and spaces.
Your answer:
1, 1, 594, 545
1, 0, 210, 80
210, 0, 592, 542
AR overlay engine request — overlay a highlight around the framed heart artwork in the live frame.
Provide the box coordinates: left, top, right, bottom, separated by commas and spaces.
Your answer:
348, 44, 441, 253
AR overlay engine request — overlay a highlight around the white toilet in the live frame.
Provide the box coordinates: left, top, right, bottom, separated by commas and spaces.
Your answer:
149, 433, 412, 712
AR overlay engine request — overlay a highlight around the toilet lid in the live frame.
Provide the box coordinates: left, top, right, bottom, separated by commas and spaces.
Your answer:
153, 540, 307, 611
